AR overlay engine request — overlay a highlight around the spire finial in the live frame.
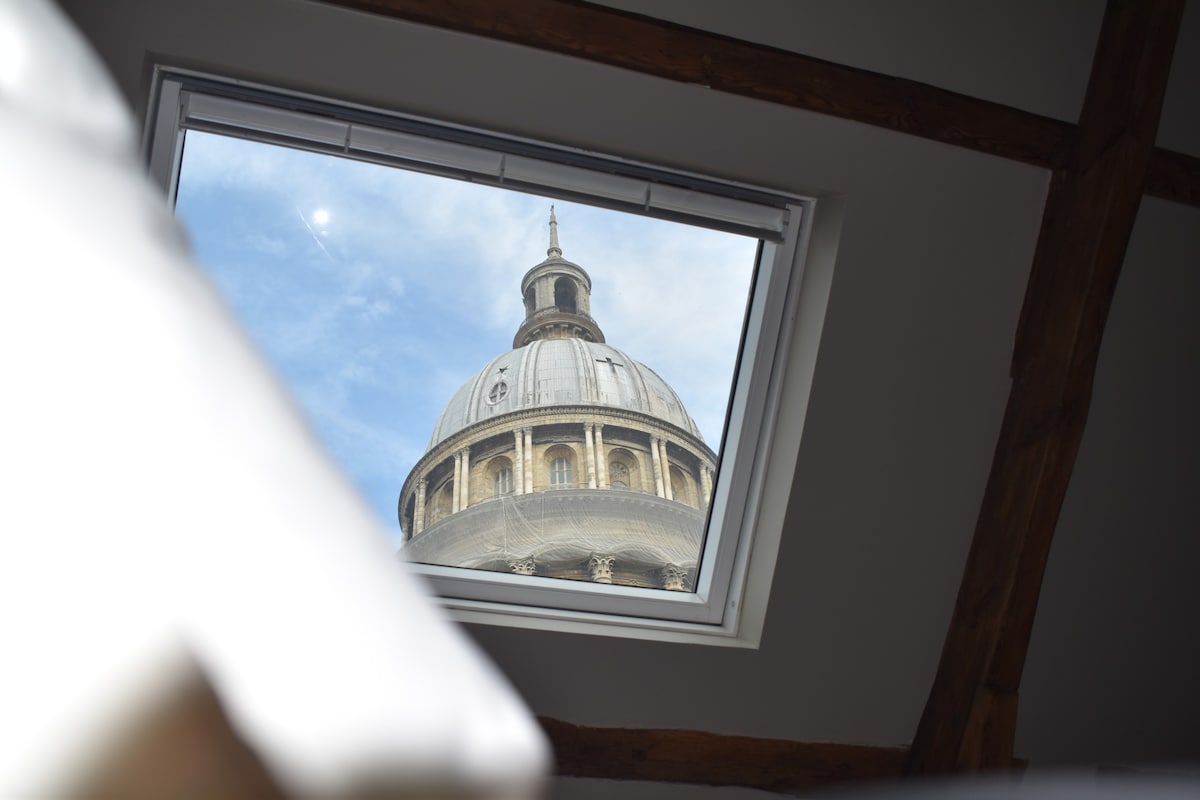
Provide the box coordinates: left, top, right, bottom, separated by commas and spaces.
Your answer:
547, 205, 562, 258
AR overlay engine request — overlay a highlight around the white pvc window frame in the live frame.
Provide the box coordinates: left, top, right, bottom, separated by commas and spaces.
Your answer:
144, 66, 815, 647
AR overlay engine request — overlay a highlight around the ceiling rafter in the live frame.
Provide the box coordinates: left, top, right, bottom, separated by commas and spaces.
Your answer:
316, 0, 1199, 207
906, 0, 1187, 774
540, 717, 908, 793
1147, 146, 1200, 206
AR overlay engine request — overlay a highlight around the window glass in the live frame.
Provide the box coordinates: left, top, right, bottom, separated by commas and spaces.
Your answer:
549, 457, 573, 488
494, 468, 512, 498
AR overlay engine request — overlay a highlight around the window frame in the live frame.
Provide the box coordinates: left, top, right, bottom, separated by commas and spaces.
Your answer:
494, 467, 513, 499
144, 65, 819, 647
549, 456, 573, 489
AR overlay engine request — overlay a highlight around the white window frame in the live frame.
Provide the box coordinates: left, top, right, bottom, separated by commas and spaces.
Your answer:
144, 66, 819, 648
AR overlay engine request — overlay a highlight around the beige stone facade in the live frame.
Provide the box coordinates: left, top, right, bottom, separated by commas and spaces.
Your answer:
399, 210, 716, 591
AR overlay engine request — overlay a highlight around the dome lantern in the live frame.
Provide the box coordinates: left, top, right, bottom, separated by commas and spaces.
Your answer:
513, 207, 605, 347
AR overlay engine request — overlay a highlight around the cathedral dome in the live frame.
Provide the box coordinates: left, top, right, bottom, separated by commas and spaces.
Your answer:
400, 207, 718, 591
428, 338, 702, 449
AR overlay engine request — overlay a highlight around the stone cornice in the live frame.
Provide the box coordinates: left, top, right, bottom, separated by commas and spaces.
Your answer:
512, 308, 605, 347
520, 257, 592, 294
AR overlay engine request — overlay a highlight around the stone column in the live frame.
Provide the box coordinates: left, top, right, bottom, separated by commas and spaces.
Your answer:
594, 424, 607, 488
513, 429, 524, 496
660, 438, 674, 501
413, 478, 427, 536
460, 446, 470, 509
700, 465, 713, 509
588, 555, 615, 584
650, 435, 665, 498
452, 451, 461, 513
523, 427, 534, 493
584, 424, 597, 489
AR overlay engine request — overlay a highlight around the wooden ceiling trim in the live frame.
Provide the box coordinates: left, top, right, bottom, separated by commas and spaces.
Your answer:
905, 0, 1186, 775
318, 0, 1200, 210
540, 717, 907, 792
318, 0, 1072, 169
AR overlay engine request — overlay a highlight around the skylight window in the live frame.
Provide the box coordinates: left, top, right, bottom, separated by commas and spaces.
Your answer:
146, 67, 814, 645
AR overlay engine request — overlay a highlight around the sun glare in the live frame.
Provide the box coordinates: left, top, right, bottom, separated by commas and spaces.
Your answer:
312, 209, 330, 226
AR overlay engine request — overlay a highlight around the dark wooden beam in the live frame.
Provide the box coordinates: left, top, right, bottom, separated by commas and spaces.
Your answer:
318, 0, 1073, 169
1146, 146, 1200, 207
906, 0, 1186, 775
317, 0, 1200, 210
540, 717, 907, 793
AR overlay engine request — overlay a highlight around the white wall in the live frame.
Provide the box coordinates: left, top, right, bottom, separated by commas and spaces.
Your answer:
57, 0, 1199, 783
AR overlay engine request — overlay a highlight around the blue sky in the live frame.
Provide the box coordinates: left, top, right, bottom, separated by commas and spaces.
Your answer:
174, 131, 758, 542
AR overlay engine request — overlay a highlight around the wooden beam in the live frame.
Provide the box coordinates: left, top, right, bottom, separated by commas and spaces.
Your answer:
318, 0, 1200, 210
906, 0, 1186, 775
1146, 146, 1200, 207
540, 717, 907, 792
318, 0, 1073, 169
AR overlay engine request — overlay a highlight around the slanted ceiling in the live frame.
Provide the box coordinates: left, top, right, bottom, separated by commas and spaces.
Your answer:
59, 0, 1200, 795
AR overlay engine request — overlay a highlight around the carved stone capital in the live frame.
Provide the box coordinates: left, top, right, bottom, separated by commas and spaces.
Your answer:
661, 565, 690, 592
588, 554, 615, 584
507, 557, 537, 576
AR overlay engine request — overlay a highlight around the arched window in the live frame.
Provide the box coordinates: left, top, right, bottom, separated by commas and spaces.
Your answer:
430, 480, 453, 524
607, 448, 640, 492
494, 467, 513, 497
488, 456, 514, 498
550, 456, 572, 488
544, 445, 576, 490
554, 276, 577, 314
609, 460, 629, 489
524, 285, 535, 316
669, 466, 692, 507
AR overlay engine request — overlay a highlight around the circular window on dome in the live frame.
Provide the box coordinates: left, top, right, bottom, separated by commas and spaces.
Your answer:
486, 380, 509, 405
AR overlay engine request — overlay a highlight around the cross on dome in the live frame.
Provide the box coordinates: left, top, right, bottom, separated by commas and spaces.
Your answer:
597, 356, 625, 373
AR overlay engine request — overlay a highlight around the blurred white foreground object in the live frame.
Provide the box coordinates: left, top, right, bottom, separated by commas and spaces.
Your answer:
0, 0, 548, 796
